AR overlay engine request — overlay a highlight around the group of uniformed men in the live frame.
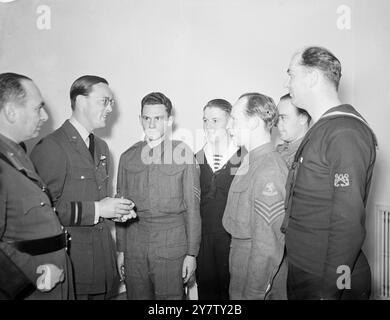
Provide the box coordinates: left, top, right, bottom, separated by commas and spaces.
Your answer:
0, 46, 377, 300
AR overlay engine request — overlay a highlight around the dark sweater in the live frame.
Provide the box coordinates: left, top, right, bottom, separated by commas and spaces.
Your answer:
196, 148, 243, 235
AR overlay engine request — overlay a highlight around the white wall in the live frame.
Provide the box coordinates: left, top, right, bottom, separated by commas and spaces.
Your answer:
352, 0, 390, 298
1, 0, 389, 296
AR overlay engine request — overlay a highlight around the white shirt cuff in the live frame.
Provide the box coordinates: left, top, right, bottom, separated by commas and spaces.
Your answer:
94, 202, 100, 224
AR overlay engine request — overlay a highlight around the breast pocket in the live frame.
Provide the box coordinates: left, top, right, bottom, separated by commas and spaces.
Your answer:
21, 194, 52, 215
69, 167, 97, 198
124, 164, 147, 203
157, 165, 185, 198
229, 178, 252, 225
157, 165, 186, 213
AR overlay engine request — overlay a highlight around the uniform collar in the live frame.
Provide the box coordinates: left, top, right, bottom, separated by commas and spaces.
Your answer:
321, 104, 363, 121
69, 116, 91, 145
318, 104, 378, 147
278, 137, 303, 152
0, 133, 42, 180
248, 142, 274, 162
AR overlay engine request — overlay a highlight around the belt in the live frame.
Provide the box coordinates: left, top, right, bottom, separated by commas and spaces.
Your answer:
8, 232, 70, 256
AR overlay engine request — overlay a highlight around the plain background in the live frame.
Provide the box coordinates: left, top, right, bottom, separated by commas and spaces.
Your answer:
1, 0, 389, 298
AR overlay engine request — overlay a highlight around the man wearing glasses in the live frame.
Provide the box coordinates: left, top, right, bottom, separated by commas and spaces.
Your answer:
31, 75, 134, 300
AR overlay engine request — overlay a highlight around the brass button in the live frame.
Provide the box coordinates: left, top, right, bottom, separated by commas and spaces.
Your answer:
80, 176, 85, 180
40, 202, 45, 206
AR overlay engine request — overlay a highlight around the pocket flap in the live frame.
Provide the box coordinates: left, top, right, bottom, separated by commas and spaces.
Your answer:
124, 164, 147, 174
70, 167, 95, 180
21, 194, 51, 214
158, 164, 185, 176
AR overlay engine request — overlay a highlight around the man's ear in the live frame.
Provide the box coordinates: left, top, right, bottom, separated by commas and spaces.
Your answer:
167, 115, 174, 127
75, 95, 86, 112
248, 115, 259, 130
298, 114, 308, 126
308, 69, 320, 88
2, 102, 18, 123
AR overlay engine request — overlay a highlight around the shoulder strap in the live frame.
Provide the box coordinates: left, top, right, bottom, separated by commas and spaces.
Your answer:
0, 151, 52, 204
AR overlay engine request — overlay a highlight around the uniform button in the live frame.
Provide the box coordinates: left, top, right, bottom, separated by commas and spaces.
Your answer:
40, 202, 45, 206
81, 176, 85, 180
98, 186, 102, 190
98, 226, 103, 231
42, 187, 46, 192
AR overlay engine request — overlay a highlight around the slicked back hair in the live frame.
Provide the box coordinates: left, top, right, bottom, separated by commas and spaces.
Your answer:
299, 46, 342, 90
70, 75, 108, 110
203, 98, 232, 114
239, 92, 278, 131
280, 93, 312, 125
0, 72, 32, 110
141, 92, 173, 116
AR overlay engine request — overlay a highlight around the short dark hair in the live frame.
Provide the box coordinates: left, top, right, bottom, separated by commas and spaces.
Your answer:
203, 98, 232, 114
70, 75, 108, 110
141, 92, 173, 116
0, 73, 32, 110
239, 92, 278, 131
299, 46, 342, 90
280, 93, 312, 125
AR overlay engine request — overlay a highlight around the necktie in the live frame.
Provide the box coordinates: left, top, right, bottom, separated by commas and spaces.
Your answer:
19, 141, 27, 153
88, 133, 95, 160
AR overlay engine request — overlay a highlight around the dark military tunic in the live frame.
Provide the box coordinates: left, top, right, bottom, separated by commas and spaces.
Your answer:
31, 120, 118, 297
0, 133, 73, 299
116, 139, 201, 300
223, 143, 288, 299
282, 104, 377, 300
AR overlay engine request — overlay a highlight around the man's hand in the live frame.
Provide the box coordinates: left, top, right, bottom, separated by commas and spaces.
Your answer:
182, 255, 196, 284
112, 209, 137, 223
98, 197, 135, 219
117, 251, 125, 281
36, 264, 64, 292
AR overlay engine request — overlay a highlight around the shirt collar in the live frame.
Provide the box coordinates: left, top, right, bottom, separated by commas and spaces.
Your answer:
0, 133, 26, 155
248, 142, 274, 162
69, 116, 91, 143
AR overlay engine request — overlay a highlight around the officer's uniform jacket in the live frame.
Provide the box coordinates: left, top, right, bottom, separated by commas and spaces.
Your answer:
276, 138, 303, 170
282, 104, 377, 299
0, 133, 71, 299
30, 120, 117, 295
116, 139, 201, 257
222, 142, 288, 299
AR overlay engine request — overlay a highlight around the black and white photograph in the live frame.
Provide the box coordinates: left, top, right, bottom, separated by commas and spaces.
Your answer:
0, 0, 389, 312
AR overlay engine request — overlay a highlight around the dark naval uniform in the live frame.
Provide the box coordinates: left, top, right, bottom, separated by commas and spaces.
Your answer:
223, 143, 288, 300
0, 133, 73, 300
276, 138, 303, 170
195, 147, 243, 300
116, 139, 201, 300
30, 120, 118, 298
282, 104, 377, 300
